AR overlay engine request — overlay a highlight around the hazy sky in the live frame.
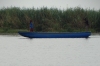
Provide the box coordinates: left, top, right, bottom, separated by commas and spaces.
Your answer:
0, 0, 100, 10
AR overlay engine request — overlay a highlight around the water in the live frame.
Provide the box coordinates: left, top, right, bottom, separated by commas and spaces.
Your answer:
0, 35, 100, 66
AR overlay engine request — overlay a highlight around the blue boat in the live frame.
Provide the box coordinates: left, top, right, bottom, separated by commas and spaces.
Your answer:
18, 32, 91, 38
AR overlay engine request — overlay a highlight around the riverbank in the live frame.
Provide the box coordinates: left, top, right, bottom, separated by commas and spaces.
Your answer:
0, 7, 100, 32
0, 29, 28, 35
0, 29, 28, 33
0, 29, 100, 35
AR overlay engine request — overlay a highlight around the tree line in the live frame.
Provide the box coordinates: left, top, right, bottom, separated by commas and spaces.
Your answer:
0, 7, 100, 32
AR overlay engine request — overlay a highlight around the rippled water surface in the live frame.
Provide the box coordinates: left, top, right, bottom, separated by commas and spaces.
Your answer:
0, 35, 100, 66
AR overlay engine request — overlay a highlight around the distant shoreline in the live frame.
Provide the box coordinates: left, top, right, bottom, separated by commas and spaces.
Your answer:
0, 7, 100, 32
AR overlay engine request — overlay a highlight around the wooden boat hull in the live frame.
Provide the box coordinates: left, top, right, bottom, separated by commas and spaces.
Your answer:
18, 32, 91, 38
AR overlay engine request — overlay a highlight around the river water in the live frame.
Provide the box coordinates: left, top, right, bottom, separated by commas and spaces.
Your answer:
0, 34, 100, 66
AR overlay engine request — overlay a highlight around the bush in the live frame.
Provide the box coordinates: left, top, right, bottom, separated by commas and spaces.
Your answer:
0, 7, 100, 32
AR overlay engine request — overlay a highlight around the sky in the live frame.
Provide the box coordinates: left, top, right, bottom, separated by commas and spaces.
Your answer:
0, 0, 100, 10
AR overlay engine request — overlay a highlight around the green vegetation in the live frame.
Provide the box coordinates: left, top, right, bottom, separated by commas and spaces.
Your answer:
0, 7, 100, 33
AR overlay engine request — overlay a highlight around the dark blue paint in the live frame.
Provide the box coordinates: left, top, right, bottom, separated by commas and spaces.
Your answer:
18, 32, 91, 38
